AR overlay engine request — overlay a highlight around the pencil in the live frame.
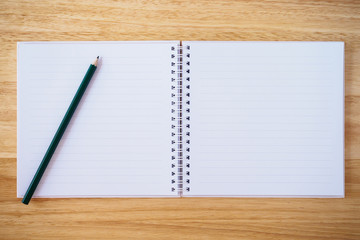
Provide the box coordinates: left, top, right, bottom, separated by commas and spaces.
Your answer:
22, 56, 99, 205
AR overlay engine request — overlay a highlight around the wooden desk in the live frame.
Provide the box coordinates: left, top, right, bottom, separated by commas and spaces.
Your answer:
1, 0, 359, 239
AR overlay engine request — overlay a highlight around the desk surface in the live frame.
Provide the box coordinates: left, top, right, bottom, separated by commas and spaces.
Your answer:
1, 0, 359, 239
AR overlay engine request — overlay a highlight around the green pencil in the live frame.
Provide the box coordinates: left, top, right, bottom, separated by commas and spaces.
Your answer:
22, 56, 99, 205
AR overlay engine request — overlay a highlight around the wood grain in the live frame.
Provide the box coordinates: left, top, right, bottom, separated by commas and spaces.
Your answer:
0, 0, 359, 239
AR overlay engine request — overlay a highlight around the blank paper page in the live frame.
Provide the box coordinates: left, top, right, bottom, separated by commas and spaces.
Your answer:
183, 41, 344, 197
17, 41, 179, 197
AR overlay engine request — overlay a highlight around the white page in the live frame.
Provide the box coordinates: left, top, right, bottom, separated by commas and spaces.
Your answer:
17, 41, 179, 197
183, 41, 344, 197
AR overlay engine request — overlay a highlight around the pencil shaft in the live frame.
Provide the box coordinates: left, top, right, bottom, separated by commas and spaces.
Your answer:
22, 63, 97, 205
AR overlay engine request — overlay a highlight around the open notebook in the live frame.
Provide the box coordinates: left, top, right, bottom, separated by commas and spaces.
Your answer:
17, 41, 344, 198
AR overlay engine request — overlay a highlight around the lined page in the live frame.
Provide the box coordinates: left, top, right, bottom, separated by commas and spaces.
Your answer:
17, 41, 179, 197
183, 41, 344, 197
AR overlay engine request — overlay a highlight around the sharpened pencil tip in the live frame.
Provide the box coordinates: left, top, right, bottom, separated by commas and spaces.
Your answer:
93, 56, 99, 66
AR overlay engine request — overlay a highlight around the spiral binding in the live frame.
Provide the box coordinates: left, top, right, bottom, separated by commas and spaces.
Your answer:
183, 44, 191, 193
170, 44, 183, 194
170, 43, 191, 195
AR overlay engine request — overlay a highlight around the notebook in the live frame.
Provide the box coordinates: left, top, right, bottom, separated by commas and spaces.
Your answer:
17, 41, 344, 198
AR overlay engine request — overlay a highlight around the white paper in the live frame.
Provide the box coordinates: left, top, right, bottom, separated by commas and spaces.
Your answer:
183, 41, 344, 197
17, 41, 179, 197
